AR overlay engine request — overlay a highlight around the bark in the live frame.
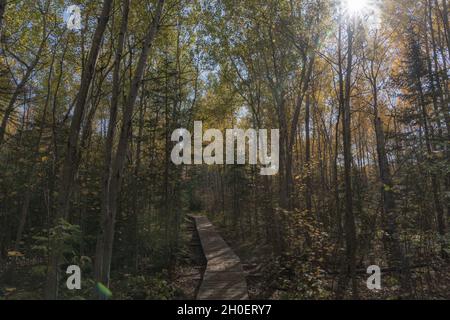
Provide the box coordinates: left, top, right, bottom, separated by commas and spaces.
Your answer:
305, 94, 312, 214
97, 0, 165, 287
337, 19, 358, 299
0, 0, 6, 40
432, 0, 450, 221
441, 0, 450, 56
265, 26, 289, 211
413, 51, 446, 236
286, 35, 318, 210
45, 0, 113, 300
373, 85, 412, 293
94, 0, 130, 283
343, 21, 357, 299
14, 190, 31, 252
131, 96, 145, 271
364, 29, 413, 294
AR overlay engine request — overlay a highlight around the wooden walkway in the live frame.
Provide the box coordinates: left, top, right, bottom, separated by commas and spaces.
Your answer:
189, 215, 249, 300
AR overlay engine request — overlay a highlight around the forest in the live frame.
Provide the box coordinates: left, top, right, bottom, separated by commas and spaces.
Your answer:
0, 0, 449, 300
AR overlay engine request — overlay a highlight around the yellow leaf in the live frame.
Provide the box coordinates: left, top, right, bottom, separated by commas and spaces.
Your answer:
7, 250, 24, 257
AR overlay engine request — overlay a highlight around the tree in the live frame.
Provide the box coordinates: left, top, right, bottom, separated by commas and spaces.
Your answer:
45, 0, 114, 299
95, 0, 165, 288
362, 27, 412, 294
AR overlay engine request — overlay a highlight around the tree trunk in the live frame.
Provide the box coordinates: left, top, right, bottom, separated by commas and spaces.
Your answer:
337, 19, 358, 299
305, 94, 312, 214
45, 0, 113, 300
415, 65, 446, 236
95, 0, 129, 284
0, 0, 6, 39
98, 0, 165, 288
441, 0, 450, 56
372, 83, 413, 294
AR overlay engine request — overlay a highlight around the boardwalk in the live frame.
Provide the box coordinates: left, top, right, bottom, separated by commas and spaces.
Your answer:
189, 215, 249, 300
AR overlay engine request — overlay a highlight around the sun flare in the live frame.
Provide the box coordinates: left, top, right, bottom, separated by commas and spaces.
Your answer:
345, 0, 369, 14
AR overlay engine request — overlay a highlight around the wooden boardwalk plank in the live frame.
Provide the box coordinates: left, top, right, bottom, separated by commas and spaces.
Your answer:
190, 215, 249, 300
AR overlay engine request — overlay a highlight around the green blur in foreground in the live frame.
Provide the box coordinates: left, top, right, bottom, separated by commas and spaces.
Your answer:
96, 282, 113, 299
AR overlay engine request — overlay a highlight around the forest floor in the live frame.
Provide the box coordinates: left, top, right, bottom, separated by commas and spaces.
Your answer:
1, 216, 206, 300
3, 214, 450, 300
212, 219, 450, 300
172, 217, 206, 300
